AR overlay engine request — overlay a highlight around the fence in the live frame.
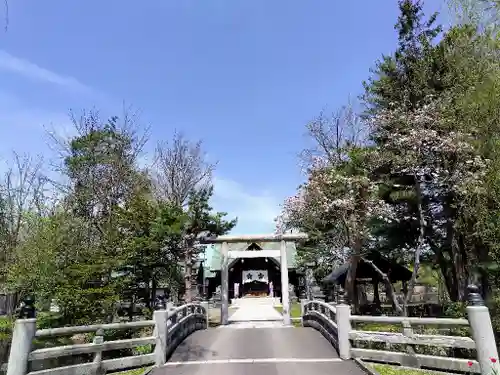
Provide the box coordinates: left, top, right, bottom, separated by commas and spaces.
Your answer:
302, 285, 499, 375
5, 303, 207, 375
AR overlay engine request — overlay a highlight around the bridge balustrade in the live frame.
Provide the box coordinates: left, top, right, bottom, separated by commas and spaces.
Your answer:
300, 286, 500, 375
6, 303, 207, 375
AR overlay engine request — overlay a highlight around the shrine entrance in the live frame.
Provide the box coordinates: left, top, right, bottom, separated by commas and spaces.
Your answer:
229, 256, 281, 298
201, 233, 308, 326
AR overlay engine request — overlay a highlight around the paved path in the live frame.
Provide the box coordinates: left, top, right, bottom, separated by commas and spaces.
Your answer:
150, 327, 365, 375
228, 304, 282, 322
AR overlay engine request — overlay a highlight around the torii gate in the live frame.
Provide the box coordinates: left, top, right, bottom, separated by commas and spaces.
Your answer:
202, 233, 308, 326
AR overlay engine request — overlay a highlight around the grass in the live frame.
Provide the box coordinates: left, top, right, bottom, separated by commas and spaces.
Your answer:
113, 367, 150, 375
354, 322, 401, 332
369, 363, 451, 375
274, 302, 301, 317
207, 306, 238, 327
274, 302, 302, 327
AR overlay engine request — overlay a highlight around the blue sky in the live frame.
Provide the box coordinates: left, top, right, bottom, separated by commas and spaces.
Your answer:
0, 0, 446, 234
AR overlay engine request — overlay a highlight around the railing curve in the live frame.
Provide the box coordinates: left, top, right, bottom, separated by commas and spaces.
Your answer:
302, 300, 339, 350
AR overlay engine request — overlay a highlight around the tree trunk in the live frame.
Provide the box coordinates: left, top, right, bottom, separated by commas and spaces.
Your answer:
5, 292, 18, 316
346, 183, 369, 313
128, 295, 135, 321
184, 246, 193, 303
443, 191, 471, 301
373, 281, 381, 308
403, 175, 425, 315
434, 248, 456, 300
144, 275, 151, 309
151, 277, 157, 306
363, 258, 403, 315
346, 254, 360, 312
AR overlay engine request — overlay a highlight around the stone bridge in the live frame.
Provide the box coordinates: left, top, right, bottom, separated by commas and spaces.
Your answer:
6, 297, 364, 375
5, 286, 500, 375
149, 298, 361, 375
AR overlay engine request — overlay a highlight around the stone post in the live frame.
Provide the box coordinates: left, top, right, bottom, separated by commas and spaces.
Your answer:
201, 301, 209, 329
6, 318, 37, 375
466, 284, 499, 375
167, 307, 177, 349
93, 328, 105, 375
153, 309, 168, 367
300, 299, 307, 316
280, 239, 291, 326
220, 241, 229, 325
335, 288, 351, 360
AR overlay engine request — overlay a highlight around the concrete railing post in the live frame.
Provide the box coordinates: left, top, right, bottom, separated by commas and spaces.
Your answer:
153, 309, 168, 367
300, 299, 308, 327
6, 318, 37, 375
167, 307, 177, 349
335, 289, 351, 360
300, 299, 307, 316
466, 285, 499, 375
201, 301, 209, 329
93, 328, 105, 375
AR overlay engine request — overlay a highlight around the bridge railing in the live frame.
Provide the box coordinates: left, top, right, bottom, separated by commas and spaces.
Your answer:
302, 300, 338, 348
6, 303, 207, 375
302, 286, 499, 375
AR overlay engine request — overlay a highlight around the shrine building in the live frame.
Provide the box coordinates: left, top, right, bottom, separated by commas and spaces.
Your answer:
199, 241, 301, 301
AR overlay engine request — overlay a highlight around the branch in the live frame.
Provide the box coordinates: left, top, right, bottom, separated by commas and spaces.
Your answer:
361, 256, 403, 315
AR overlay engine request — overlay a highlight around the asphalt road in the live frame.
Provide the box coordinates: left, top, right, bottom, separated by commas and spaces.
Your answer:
150, 327, 365, 375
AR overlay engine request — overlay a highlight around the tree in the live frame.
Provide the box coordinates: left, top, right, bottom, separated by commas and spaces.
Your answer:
113, 195, 186, 314
182, 187, 236, 302
151, 131, 235, 302
447, 0, 500, 29
277, 104, 366, 277
362, 0, 443, 117
6, 110, 159, 322
0, 152, 48, 314
277, 103, 403, 312
152, 131, 215, 207
7, 210, 118, 325
371, 97, 488, 305
279, 0, 500, 311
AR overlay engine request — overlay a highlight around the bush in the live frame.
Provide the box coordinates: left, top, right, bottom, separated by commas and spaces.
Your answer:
0, 317, 13, 365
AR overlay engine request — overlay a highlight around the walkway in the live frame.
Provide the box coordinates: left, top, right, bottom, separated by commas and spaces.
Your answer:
151, 327, 364, 375
150, 303, 365, 375
228, 304, 282, 323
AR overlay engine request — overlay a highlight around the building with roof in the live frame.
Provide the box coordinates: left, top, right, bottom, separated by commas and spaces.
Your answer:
198, 241, 301, 301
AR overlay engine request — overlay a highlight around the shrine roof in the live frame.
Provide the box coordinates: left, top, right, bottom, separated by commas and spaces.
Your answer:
323, 251, 412, 285
204, 241, 298, 273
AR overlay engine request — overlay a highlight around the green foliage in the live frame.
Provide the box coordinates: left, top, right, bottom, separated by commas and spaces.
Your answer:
363, 1, 500, 303
113, 195, 186, 308
370, 363, 444, 375
4, 111, 234, 324
281, 0, 500, 315
363, 0, 443, 116
184, 186, 237, 237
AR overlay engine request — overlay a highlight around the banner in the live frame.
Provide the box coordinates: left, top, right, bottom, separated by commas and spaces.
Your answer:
242, 270, 269, 284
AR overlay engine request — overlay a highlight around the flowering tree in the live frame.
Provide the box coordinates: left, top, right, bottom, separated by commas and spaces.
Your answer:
279, 94, 489, 312
371, 98, 488, 302
278, 140, 401, 311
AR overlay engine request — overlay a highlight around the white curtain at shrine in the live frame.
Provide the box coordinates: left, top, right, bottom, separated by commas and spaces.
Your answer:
242, 270, 269, 284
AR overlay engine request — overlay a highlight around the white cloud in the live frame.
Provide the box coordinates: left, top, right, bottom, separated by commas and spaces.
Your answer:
0, 50, 92, 94
212, 177, 281, 235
